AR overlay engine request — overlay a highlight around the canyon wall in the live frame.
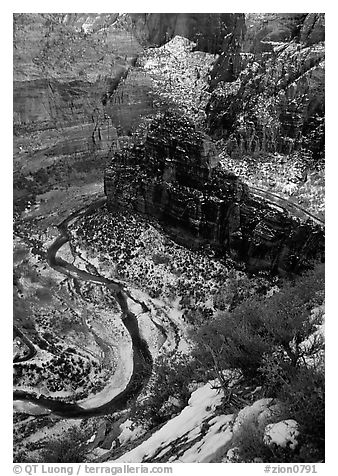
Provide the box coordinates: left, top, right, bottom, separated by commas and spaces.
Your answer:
104, 13, 246, 135
14, 13, 245, 166
13, 13, 245, 137
105, 113, 324, 274
14, 13, 324, 162
13, 14, 146, 211
13, 14, 142, 159
130, 13, 246, 54
14, 13, 324, 272
206, 13, 325, 161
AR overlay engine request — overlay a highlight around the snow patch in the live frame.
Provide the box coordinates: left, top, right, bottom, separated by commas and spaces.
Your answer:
13, 400, 51, 416
264, 419, 299, 450
86, 434, 96, 444
113, 381, 230, 463
223, 446, 240, 463
119, 419, 146, 446
232, 398, 276, 433
180, 414, 234, 463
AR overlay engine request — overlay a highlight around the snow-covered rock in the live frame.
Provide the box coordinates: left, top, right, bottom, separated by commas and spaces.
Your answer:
263, 419, 300, 450
223, 446, 240, 463
184, 414, 234, 462
112, 380, 234, 463
118, 419, 145, 446
232, 398, 281, 433
158, 396, 183, 417
107, 381, 290, 463
299, 304, 325, 367
86, 434, 96, 444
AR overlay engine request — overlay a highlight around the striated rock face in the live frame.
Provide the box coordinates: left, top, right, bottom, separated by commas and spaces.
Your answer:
104, 13, 247, 135
106, 67, 155, 136
130, 13, 246, 88
130, 13, 246, 54
243, 13, 307, 52
15, 13, 246, 157
105, 113, 324, 274
14, 13, 325, 164
300, 13, 325, 45
206, 13, 325, 161
13, 14, 142, 157
242, 12, 324, 49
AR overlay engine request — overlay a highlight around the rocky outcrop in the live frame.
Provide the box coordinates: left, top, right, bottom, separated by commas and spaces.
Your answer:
206, 13, 325, 161
243, 13, 307, 53
300, 13, 325, 45
104, 381, 285, 463
131, 13, 246, 87
130, 13, 246, 54
104, 14, 247, 135
105, 113, 324, 274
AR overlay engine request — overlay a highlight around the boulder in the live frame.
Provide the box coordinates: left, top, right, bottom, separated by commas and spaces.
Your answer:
223, 446, 240, 462
263, 419, 300, 450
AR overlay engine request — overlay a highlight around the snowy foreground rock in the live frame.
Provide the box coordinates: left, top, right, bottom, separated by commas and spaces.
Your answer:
111, 381, 295, 463
264, 420, 300, 450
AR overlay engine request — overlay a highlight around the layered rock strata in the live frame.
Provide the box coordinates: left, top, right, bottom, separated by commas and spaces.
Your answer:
13, 14, 143, 158
105, 114, 324, 274
130, 13, 246, 55
206, 13, 325, 160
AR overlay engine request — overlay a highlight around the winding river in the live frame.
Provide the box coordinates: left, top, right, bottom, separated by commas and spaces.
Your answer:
13, 187, 324, 418
14, 198, 153, 418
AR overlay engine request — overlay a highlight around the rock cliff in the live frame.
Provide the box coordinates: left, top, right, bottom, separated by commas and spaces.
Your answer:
130, 13, 246, 54
13, 14, 142, 159
14, 13, 324, 163
103, 13, 246, 135
14, 13, 245, 175
105, 113, 324, 274
14, 13, 324, 271
206, 13, 325, 161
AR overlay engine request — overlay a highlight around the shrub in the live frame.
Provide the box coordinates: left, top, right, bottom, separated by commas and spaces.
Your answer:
152, 252, 170, 265
131, 353, 201, 428
233, 417, 295, 463
191, 263, 324, 383
276, 367, 325, 462
39, 426, 89, 463
191, 263, 324, 463
192, 299, 272, 380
